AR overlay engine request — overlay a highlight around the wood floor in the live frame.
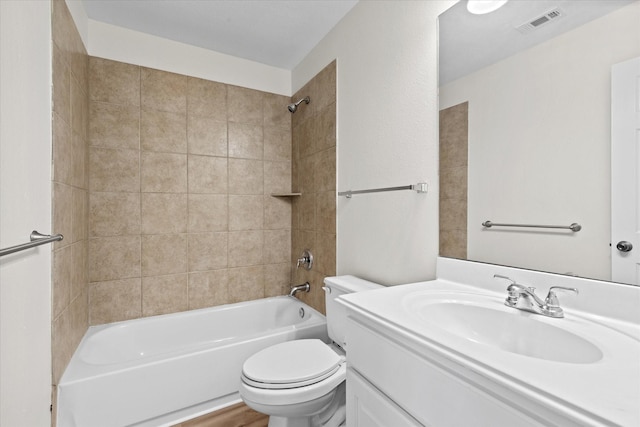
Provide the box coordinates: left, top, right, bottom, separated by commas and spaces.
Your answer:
171, 402, 269, 427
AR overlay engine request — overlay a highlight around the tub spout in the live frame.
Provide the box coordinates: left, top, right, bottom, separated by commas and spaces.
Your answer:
289, 282, 310, 297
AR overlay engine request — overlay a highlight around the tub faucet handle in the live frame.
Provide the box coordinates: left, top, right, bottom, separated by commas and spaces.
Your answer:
296, 249, 313, 270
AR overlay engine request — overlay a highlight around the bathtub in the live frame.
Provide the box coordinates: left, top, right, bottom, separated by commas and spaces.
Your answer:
57, 296, 328, 427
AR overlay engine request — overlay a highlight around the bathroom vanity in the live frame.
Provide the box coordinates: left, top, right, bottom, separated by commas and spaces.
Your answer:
339, 258, 640, 426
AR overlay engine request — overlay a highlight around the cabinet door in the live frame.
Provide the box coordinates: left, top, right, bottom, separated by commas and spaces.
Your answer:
346, 368, 423, 427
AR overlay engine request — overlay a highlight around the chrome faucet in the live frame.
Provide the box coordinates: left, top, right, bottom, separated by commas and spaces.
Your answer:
494, 274, 578, 318
289, 282, 310, 297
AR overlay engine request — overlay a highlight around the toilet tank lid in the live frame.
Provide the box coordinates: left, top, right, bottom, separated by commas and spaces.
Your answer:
323, 275, 383, 293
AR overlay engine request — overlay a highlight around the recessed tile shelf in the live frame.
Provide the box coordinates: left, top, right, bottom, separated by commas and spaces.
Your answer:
270, 193, 302, 197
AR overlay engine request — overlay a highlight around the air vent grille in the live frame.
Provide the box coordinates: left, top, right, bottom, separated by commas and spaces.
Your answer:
516, 8, 564, 34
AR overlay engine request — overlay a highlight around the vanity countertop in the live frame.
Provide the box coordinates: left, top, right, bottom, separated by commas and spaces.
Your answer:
339, 260, 640, 427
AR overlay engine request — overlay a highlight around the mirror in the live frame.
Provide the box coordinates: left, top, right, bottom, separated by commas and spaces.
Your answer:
438, 0, 640, 284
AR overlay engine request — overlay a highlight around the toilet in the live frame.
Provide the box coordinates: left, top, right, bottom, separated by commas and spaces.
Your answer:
239, 275, 382, 427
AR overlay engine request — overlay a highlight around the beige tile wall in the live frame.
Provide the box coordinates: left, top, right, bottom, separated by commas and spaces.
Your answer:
50, 7, 336, 422
291, 61, 337, 314
50, 3, 337, 410
51, 0, 89, 388
439, 102, 468, 259
88, 58, 295, 324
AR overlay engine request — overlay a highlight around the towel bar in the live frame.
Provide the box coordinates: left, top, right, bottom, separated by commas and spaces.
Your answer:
0, 231, 64, 257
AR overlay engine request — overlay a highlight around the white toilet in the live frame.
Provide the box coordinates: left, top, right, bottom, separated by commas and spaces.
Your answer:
239, 275, 382, 427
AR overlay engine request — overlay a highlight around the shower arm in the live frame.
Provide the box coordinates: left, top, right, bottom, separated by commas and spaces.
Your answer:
288, 96, 310, 113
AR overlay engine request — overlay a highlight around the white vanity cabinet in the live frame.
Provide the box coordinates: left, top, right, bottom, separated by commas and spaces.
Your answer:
340, 259, 640, 426
344, 315, 549, 427
346, 368, 421, 427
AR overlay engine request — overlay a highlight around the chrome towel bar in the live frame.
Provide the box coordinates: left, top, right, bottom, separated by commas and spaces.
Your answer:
482, 221, 582, 232
0, 230, 64, 257
339, 182, 428, 198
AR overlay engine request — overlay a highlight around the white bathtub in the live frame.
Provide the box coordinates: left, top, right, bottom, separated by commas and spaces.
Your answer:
57, 296, 328, 427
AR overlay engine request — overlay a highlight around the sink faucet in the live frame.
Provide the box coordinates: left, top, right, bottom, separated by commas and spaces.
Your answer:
289, 282, 310, 297
494, 274, 578, 318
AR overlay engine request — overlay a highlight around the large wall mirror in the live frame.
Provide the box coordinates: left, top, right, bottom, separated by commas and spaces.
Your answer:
438, 0, 640, 285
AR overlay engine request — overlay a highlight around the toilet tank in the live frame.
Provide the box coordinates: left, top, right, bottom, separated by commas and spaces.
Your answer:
323, 275, 383, 350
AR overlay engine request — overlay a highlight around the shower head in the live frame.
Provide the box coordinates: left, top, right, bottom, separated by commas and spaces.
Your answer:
287, 96, 310, 113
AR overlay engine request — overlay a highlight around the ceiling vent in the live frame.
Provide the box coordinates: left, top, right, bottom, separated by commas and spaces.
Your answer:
516, 8, 564, 34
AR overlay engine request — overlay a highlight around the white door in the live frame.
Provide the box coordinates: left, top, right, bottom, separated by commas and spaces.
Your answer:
611, 57, 640, 285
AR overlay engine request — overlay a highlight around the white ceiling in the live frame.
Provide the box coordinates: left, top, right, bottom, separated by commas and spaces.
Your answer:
439, 0, 636, 85
82, 0, 359, 70
82, 1, 636, 79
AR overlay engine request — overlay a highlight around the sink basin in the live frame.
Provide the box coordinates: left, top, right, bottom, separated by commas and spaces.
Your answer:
405, 292, 603, 364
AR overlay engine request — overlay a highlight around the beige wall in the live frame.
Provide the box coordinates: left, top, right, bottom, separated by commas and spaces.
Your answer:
51, 0, 89, 387
87, 58, 298, 324
290, 61, 337, 314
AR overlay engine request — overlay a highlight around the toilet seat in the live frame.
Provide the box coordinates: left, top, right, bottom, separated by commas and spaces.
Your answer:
240, 364, 347, 407
242, 339, 344, 390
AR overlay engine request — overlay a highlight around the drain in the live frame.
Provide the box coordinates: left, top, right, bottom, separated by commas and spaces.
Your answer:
299, 307, 305, 318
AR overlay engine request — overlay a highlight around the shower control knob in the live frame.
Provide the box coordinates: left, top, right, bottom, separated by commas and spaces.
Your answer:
616, 241, 633, 252
296, 249, 313, 270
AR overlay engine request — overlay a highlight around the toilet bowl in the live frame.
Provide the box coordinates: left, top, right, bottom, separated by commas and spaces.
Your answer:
240, 340, 346, 427
239, 276, 382, 427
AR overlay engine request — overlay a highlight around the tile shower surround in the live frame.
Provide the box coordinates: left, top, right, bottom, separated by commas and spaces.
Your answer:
439, 102, 468, 259
88, 59, 336, 319
51, 2, 336, 419
88, 57, 297, 324
291, 62, 337, 314
51, 0, 90, 388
